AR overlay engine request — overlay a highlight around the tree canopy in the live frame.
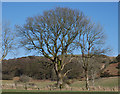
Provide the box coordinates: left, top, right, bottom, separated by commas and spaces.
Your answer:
16, 7, 107, 88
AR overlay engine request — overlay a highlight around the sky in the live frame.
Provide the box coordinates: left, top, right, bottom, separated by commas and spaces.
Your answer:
2, 2, 118, 59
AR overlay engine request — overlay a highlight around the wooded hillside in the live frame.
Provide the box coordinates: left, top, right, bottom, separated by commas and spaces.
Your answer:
2, 55, 119, 80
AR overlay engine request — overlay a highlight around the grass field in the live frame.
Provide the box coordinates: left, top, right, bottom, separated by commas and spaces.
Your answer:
2, 77, 119, 92
71, 77, 118, 88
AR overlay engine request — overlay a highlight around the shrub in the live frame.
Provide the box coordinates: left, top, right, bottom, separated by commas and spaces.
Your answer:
100, 71, 111, 77
19, 75, 30, 83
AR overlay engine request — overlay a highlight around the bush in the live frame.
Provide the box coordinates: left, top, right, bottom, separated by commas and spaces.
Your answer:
19, 75, 30, 83
2, 74, 13, 80
100, 71, 111, 77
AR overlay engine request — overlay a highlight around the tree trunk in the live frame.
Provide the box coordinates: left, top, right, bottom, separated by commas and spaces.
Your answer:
57, 72, 63, 89
54, 63, 64, 88
92, 77, 95, 87
85, 70, 89, 90
92, 72, 95, 87
24, 83, 27, 90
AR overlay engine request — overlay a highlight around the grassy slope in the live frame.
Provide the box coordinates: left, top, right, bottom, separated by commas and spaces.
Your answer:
71, 77, 118, 88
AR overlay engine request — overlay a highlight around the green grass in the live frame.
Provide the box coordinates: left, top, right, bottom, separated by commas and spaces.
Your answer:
35, 81, 56, 88
70, 80, 85, 88
2, 77, 119, 92
3, 77, 118, 88
70, 77, 118, 88
94, 77, 118, 88
2, 89, 118, 92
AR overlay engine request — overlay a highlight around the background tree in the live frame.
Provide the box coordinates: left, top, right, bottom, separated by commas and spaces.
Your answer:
88, 55, 110, 87
2, 22, 16, 60
76, 21, 109, 90
0, 22, 16, 80
0, 23, 1, 80
0, 23, 2, 61
16, 7, 87, 88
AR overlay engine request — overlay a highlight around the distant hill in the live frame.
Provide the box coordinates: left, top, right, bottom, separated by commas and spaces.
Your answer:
2, 56, 83, 80
2, 55, 119, 80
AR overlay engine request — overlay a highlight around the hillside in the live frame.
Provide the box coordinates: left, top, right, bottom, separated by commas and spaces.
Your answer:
102, 62, 119, 77
2, 55, 119, 80
101, 54, 120, 77
2, 56, 83, 80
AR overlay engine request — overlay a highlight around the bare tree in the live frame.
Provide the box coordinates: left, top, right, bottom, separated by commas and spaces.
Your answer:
76, 20, 108, 90
88, 56, 109, 87
88, 57, 100, 87
0, 23, 2, 81
16, 7, 87, 88
2, 22, 16, 60
0, 23, 2, 62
